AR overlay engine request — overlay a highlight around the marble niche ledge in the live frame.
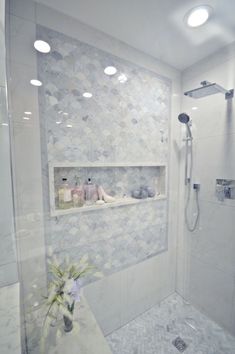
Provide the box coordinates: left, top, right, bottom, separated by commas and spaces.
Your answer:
49, 292, 112, 354
49, 162, 167, 217
51, 194, 167, 217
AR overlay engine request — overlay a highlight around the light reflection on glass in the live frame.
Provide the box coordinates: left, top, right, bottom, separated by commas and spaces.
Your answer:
83, 92, 92, 98
118, 73, 127, 83
104, 66, 117, 76
34, 40, 51, 53
30, 79, 42, 87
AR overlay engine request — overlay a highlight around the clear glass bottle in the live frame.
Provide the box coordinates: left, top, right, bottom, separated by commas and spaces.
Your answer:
71, 177, 84, 208
58, 178, 72, 209
84, 178, 98, 205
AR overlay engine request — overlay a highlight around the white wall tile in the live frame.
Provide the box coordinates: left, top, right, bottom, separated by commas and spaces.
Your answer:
84, 251, 176, 335
83, 270, 125, 335
193, 134, 235, 204
189, 201, 235, 274
188, 255, 235, 333
179, 42, 235, 336
123, 254, 169, 323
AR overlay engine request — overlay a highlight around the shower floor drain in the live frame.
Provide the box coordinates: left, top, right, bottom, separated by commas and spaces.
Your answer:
172, 336, 187, 352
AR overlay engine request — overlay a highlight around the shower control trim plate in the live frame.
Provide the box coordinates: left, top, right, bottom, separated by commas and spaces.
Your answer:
172, 337, 187, 352
216, 179, 235, 201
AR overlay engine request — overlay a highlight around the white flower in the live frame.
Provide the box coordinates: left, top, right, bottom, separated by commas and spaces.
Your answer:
63, 279, 74, 294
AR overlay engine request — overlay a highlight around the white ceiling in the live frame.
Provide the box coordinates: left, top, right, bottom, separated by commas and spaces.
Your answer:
34, 0, 235, 70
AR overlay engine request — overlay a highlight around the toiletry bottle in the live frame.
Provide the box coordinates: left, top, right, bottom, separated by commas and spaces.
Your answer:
58, 178, 72, 209
84, 178, 98, 204
72, 177, 84, 208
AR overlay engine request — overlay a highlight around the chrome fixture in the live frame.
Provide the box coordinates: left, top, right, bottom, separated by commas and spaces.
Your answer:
172, 336, 187, 352
184, 81, 234, 100
178, 113, 200, 232
178, 113, 192, 141
178, 113, 193, 185
216, 179, 235, 201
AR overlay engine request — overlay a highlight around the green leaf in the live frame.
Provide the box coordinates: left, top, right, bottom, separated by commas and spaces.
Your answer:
70, 300, 75, 313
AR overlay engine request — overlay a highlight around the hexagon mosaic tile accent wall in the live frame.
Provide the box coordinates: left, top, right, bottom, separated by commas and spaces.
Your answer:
37, 25, 171, 282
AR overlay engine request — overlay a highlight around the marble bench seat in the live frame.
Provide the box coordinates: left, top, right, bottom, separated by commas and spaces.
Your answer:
0, 283, 21, 354
49, 292, 113, 354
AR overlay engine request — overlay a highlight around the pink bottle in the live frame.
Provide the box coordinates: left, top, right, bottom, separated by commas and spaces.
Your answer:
72, 182, 84, 207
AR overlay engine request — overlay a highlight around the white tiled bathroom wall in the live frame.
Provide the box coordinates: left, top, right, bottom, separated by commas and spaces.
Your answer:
177, 42, 235, 335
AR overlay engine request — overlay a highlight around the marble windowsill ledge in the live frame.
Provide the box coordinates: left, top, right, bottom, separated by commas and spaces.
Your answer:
49, 292, 113, 354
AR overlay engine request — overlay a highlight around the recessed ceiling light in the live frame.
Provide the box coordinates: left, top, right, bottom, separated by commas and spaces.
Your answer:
56, 121, 62, 124
192, 106, 198, 110
82, 92, 92, 98
30, 79, 42, 87
104, 66, 117, 76
23, 116, 30, 120
1, 123, 8, 126
66, 124, 72, 128
24, 111, 32, 115
63, 112, 68, 116
186, 6, 211, 28
34, 40, 51, 53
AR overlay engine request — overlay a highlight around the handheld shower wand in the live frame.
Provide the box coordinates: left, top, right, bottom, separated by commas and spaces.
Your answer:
178, 113, 192, 142
178, 113, 192, 185
178, 113, 199, 232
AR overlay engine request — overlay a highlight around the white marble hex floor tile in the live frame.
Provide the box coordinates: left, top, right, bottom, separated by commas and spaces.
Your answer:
106, 293, 235, 354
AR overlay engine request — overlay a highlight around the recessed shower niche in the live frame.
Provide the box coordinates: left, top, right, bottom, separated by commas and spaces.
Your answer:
49, 163, 166, 216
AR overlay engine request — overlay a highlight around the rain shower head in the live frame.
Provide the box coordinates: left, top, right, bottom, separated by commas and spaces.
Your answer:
184, 81, 234, 100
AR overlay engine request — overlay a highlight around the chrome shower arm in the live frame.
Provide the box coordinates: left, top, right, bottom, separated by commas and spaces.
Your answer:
184, 81, 234, 100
